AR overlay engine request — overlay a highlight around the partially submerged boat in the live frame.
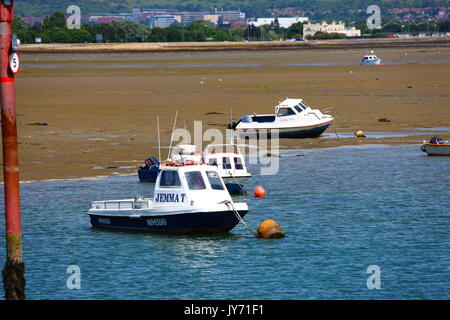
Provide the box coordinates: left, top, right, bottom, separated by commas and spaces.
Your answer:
360, 51, 381, 65
88, 162, 248, 233
228, 98, 334, 138
420, 136, 450, 156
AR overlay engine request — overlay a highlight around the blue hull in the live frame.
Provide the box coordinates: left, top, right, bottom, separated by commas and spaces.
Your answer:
88, 210, 248, 234
279, 124, 330, 138
138, 168, 159, 183
225, 182, 245, 195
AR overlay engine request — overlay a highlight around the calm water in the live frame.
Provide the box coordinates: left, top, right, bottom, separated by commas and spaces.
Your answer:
1, 144, 449, 300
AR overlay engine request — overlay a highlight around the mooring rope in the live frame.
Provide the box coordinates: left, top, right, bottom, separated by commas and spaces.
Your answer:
220, 200, 258, 237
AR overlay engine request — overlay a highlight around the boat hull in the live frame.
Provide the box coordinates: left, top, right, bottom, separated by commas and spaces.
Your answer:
87, 209, 248, 234
138, 168, 159, 183
361, 59, 381, 65
236, 123, 331, 139
421, 144, 450, 156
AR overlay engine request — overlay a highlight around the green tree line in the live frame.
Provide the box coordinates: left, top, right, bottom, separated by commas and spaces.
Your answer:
13, 11, 450, 44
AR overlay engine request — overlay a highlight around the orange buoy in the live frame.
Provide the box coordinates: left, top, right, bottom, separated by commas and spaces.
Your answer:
253, 186, 265, 198
257, 219, 285, 239
354, 130, 366, 138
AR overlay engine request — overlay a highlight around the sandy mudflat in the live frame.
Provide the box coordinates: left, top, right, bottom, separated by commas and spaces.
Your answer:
1, 45, 450, 181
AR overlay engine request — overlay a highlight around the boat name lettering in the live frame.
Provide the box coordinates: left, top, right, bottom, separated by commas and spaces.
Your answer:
98, 218, 111, 225
147, 218, 167, 226
155, 193, 186, 203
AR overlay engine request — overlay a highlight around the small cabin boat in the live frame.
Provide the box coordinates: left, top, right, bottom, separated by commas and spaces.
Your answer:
228, 98, 334, 138
137, 157, 160, 183
88, 162, 248, 233
360, 52, 381, 65
420, 136, 450, 156
171, 144, 251, 194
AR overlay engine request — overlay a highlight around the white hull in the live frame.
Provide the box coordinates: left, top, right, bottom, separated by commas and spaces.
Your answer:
421, 144, 450, 156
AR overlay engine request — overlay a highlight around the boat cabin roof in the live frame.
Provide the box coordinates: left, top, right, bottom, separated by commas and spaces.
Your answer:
156, 164, 231, 198
275, 98, 311, 116
363, 55, 378, 59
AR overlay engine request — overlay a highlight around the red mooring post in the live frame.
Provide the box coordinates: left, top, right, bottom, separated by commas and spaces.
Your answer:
0, 0, 25, 300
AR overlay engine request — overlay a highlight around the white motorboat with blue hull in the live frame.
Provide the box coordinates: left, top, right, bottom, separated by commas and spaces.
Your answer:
360, 52, 381, 65
88, 163, 248, 234
229, 98, 334, 139
169, 144, 252, 195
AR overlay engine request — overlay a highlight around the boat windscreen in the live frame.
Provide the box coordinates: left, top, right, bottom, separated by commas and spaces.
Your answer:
277, 108, 296, 117
159, 170, 181, 187
206, 171, 224, 190
185, 171, 206, 190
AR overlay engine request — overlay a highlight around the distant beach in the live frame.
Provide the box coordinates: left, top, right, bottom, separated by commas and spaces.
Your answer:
20, 37, 450, 53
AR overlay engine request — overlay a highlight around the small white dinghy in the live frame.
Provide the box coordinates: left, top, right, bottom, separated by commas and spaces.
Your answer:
87, 162, 248, 233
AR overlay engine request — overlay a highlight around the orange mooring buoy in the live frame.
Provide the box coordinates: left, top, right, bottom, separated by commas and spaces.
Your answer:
257, 219, 285, 239
354, 130, 366, 138
253, 186, 265, 198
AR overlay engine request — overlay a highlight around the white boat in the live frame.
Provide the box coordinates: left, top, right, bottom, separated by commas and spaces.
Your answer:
360, 51, 381, 65
228, 98, 334, 138
420, 136, 450, 156
87, 162, 248, 233
171, 144, 251, 194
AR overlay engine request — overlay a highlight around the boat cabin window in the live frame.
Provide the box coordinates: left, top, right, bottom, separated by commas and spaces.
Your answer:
159, 170, 181, 188
234, 157, 243, 170
206, 171, 224, 190
222, 157, 232, 169
208, 158, 218, 166
294, 105, 303, 113
185, 171, 206, 190
299, 101, 309, 109
277, 107, 296, 117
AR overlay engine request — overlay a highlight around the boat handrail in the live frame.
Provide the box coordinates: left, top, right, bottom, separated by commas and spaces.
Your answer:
91, 199, 150, 210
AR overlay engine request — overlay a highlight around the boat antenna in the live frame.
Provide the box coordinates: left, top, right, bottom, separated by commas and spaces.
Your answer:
167, 110, 178, 160
157, 114, 161, 161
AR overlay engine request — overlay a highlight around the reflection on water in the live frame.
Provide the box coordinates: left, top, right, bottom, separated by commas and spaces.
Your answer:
0, 144, 449, 299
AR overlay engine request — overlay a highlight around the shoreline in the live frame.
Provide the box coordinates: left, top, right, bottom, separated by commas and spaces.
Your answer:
6, 141, 425, 184
19, 37, 450, 53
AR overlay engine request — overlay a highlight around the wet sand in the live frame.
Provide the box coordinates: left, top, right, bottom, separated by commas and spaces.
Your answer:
2, 46, 450, 181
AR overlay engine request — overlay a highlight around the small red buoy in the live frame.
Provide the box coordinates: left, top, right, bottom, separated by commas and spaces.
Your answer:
253, 186, 265, 198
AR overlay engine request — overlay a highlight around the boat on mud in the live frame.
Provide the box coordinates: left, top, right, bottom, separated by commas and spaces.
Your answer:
360, 51, 381, 65
88, 162, 248, 233
227, 98, 334, 138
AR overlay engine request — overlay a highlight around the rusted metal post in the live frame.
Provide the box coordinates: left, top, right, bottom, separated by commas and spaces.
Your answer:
0, 0, 25, 300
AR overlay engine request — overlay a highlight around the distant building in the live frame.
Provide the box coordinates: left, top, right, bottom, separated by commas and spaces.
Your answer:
88, 13, 133, 24
248, 17, 309, 28
148, 15, 176, 28
303, 21, 361, 37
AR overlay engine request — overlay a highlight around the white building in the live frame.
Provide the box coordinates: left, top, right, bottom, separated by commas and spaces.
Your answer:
303, 21, 361, 37
148, 15, 176, 28
248, 17, 309, 28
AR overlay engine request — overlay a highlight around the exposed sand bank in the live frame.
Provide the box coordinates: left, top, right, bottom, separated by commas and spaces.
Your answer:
1, 46, 449, 181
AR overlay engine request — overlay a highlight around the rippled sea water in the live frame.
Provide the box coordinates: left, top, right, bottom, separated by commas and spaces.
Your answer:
1, 144, 449, 300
